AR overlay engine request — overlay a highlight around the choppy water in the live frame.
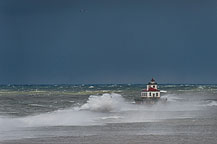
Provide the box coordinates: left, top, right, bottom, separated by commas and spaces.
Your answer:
0, 84, 217, 141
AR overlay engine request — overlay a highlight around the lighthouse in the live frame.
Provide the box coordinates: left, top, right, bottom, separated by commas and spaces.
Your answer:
141, 78, 160, 98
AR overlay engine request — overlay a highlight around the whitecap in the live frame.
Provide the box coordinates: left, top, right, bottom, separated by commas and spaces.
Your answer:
28, 104, 48, 107
100, 116, 123, 120
206, 101, 217, 106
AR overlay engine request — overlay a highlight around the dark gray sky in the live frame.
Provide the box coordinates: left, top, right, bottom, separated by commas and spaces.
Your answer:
0, 0, 217, 84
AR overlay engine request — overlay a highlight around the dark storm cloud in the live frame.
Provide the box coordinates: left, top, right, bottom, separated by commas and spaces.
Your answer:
0, 0, 217, 84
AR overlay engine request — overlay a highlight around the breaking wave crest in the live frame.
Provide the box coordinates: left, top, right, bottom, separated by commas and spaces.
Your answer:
0, 93, 126, 130
80, 93, 125, 112
206, 101, 217, 106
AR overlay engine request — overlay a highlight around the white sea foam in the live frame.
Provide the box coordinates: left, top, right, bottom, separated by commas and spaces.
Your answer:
29, 104, 48, 107
100, 115, 123, 120
161, 94, 183, 102
0, 94, 125, 130
160, 90, 167, 93
198, 86, 204, 89
0, 93, 210, 141
80, 93, 125, 112
0, 93, 202, 129
206, 101, 217, 106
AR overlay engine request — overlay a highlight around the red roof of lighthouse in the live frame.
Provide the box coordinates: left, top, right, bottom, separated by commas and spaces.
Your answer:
142, 87, 160, 92
148, 87, 160, 91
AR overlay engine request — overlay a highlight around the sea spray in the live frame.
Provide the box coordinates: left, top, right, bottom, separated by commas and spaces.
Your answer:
206, 101, 217, 106
0, 84, 217, 142
80, 93, 125, 112
0, 93, 126, 131
161, 94, 184, 102
0, 93, 204, 129
0, 90, 215, 141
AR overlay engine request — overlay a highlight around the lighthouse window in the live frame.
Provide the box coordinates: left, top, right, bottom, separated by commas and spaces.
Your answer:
153, 85, 155, 88
156, 93, 158, 96
153, 93, 155, 97
149, 93, 151, 96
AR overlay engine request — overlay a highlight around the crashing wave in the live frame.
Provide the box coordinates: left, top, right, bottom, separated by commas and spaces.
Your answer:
80, 93, 125, 112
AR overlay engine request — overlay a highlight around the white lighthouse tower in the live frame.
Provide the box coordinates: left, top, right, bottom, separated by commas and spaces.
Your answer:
141, 78, 160, 98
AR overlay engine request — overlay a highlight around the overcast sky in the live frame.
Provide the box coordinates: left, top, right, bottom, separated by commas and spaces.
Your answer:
0, 0, 217, 84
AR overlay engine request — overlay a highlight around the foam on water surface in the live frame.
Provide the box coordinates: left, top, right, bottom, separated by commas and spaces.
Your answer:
0, 84, 217, 141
